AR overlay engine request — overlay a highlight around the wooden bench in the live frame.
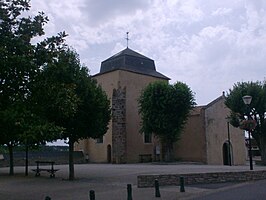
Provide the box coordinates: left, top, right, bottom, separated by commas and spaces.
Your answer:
32, 161, 59, 178
139, 154, 152, 163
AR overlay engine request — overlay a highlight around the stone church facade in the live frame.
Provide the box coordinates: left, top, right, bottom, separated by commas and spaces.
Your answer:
74, 48, 246, 165
174, 95, 246, 165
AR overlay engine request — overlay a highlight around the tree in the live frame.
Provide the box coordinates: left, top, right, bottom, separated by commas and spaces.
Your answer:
225, 81, 266, 164
138, 81, 195, 161
37, 48, 111, 180
0, 0, 66, 175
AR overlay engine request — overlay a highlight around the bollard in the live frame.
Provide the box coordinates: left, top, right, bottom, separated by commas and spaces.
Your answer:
89, 190, 95, 200
45, 196, 51, 200
127, 184, 133, 200
154, 179, 161, 197
180, 176, 185, 192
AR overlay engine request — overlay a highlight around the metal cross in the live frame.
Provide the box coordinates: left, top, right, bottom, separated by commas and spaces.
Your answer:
126, 32, 129, 48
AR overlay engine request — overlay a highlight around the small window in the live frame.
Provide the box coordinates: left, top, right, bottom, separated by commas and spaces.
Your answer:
144, 132, 152, 144
96, 137, 103, 143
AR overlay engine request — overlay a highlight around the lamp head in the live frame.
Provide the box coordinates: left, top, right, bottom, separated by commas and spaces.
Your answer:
242, 95, 252, 105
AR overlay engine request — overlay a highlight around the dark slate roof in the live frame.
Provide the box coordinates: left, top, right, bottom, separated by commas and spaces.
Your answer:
95, 48, 170, 80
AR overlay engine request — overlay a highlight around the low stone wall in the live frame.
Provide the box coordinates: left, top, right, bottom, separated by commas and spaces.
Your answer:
0, 151, 85, 167
137, 170, 266, 188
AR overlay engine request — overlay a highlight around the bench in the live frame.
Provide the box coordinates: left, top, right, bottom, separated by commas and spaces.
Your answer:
139, 154, 152, 163
32, 161, 59, 178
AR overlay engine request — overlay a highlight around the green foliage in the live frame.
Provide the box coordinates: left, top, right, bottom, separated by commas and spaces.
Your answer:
225, 81, 266, 163
0, 0, 111, 178
225, 81, 266, 136
0, 0, 67, 174
0, 145, 8, 154
138, 81, 195, 143
0, 0, 66, 147
225, 82, 265, 118
36, 47, 111, 180
36, 48, 111, 143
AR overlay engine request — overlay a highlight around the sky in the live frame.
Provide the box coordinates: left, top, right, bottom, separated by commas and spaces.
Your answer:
29, 0, 266, 106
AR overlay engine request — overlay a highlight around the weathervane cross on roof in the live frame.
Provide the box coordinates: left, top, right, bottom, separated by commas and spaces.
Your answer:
126, 32, 129, 48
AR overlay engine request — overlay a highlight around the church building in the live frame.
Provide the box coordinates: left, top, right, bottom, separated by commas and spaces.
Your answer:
75, 48, 246, 165
174, 94, 246, 165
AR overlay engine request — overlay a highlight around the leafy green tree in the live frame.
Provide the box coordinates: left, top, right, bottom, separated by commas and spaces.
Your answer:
225, 81, 266, 164
17, 110, 62, 175
37, 48, 111, 180
139, 81, 195, 161
0, 0, 66, 175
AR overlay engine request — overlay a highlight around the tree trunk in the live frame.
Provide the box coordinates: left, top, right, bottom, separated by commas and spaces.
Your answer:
7, 144, 14, 175
68, 139, 75, 180
161, 142, 167, 162
162, 141, 174, 162
25, 144, 29, 176
167, 141, 174, 162
259, 135, 266, 165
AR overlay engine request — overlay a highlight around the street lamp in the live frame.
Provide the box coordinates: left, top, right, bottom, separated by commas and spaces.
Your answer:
242, 95, 253, 170
242, 95, 252, 106
227, 119, 232, 166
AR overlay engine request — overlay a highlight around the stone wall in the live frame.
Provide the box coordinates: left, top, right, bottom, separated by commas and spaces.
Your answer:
204, 96, 246, 165
137, 170, 266, 187
112, 85, 127, 163
0, 151, 85, 167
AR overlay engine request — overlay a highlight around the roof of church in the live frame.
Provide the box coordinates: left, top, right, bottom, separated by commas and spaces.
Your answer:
95, 48, 170, 80
190, 94, 226, 116
205, 94, 225, 108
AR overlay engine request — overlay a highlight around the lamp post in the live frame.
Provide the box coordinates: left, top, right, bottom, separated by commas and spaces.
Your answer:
242, 95, 253, 170
227, 120, 232, 166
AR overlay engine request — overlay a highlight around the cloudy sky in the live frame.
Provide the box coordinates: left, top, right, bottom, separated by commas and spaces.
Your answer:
30, 0, 266, 106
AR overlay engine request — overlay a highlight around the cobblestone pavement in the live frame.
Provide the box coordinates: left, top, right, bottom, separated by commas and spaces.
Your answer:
0, 163, 265, 200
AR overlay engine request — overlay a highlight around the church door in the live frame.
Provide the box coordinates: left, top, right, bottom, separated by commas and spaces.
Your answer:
223, 142, 232, 165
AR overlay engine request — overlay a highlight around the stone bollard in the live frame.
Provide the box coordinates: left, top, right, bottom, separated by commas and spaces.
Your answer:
89, 190, 95, 200
180, 176, 185, 192
127, 184, 133, 200
45, 196, 51, 200
155, 179, 161, 198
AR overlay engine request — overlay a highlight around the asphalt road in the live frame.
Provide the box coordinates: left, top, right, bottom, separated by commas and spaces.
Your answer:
191, 179, 266, 200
